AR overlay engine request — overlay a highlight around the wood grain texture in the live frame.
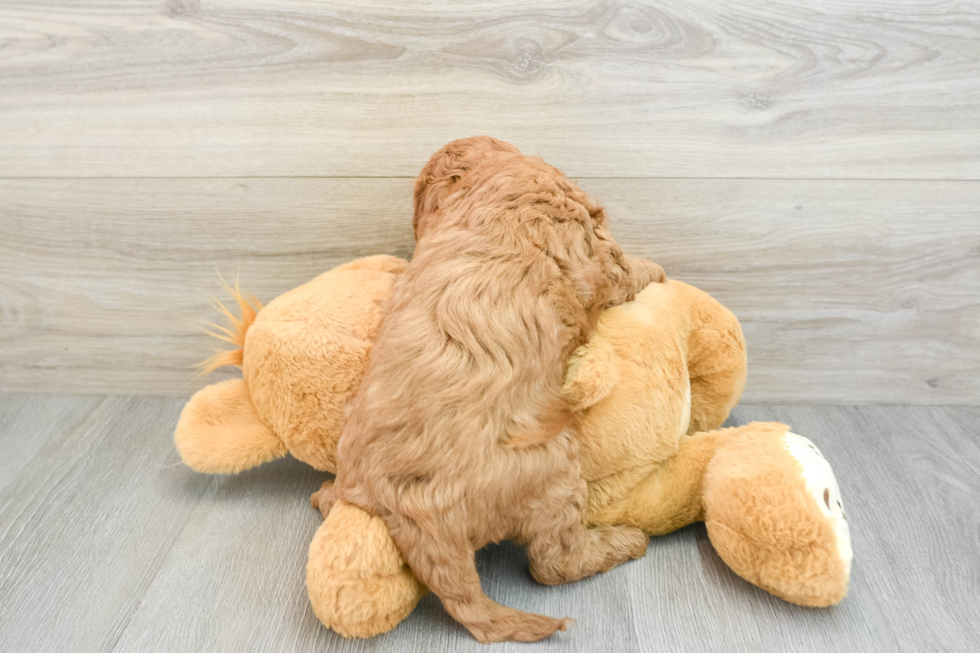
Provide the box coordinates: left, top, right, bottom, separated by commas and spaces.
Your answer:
0, 393, 99, 494
0, 177, 418, 396
0, 397, 977, 651
1, 0, 978, 178
110, 454, 331, 652
760, 405, 980, 651
2, 177, 977, 403
0, 395, 211, 653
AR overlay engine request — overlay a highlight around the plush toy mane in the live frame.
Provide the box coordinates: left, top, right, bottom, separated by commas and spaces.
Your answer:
196, 277, 263, 375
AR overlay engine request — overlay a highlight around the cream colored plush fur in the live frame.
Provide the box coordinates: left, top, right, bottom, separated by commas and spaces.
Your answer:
175, 256, 852, 638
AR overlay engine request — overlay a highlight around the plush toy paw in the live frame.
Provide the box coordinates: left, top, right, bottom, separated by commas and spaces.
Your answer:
175, 378, 287, 474
307, 501, 428, 638
702, 422, 852, 607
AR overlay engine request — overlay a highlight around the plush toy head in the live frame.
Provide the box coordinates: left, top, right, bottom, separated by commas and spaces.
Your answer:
704, 424, 852, 607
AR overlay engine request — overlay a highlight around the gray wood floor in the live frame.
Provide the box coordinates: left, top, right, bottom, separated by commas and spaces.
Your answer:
0, 395, 977, 652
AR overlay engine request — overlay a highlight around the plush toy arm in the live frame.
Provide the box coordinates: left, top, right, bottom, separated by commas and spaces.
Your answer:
174, 378, 287, 474
563, 340, 620, 410
307, 501, 428, 638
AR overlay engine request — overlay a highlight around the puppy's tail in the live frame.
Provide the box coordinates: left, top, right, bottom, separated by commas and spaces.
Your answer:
389, 513, 571, 643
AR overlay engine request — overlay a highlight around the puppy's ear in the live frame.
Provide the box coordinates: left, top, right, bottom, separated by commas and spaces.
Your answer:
563, 339, 619, 410
413, 136, 522, 240
412, 174, 458, 240
587, 202, 610, 230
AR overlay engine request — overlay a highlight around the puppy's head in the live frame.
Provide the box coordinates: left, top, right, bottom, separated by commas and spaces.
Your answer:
413, 136, 521, 240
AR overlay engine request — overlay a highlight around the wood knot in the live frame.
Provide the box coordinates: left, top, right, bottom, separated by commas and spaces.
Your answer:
165, 0, 199, 18
514, 38, 546, 76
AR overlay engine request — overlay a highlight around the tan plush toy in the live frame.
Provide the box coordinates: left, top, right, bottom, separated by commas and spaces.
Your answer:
175, 255, 852, 639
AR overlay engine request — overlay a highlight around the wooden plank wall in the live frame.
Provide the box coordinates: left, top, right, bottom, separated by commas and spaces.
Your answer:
1, 1, 978, 403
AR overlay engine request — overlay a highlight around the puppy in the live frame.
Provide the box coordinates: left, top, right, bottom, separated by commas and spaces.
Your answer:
327, 137, 665, 642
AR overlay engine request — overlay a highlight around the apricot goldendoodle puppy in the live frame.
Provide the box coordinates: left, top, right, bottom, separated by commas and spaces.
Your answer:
322, 137, 665, 642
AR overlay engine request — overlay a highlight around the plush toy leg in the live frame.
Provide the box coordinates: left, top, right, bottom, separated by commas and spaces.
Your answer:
587, 429, 727, 535
672, 281, 748, 433
307, 501, 428, 638
703, 423, 852, 607
174, 378, 287, 474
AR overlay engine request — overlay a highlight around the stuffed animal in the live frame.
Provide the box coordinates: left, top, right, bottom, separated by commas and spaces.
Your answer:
175, 255, 852, 639
175, 254, 408, 475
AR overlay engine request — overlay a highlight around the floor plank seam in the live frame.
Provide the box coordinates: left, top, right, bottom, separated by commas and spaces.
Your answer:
99, 473, 218, 653
0, 397, 111, 551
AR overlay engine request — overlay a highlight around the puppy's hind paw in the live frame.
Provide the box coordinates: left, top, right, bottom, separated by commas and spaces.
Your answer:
310, 480, 336, 519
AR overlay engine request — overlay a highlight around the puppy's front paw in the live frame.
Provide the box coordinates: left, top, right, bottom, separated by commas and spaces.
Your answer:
631, 257, 666, 288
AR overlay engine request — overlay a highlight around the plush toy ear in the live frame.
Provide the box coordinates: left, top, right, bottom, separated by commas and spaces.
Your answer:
563, 339, 620, 410
307, 500, 428, 638
175, 378, 287, 474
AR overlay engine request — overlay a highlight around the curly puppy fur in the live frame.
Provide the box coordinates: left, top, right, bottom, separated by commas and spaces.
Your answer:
332, 137, 665, 642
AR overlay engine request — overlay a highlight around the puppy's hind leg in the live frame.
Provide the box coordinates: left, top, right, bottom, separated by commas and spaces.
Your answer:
522, 476, 648, 586
386, 511, 571, 643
